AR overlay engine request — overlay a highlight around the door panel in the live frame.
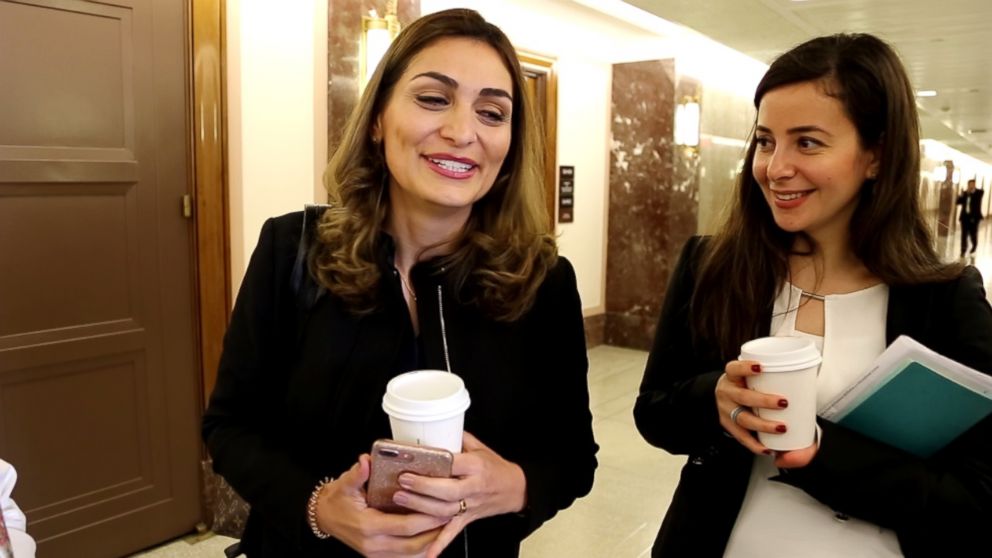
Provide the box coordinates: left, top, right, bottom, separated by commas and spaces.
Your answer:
0, 1, 201, 556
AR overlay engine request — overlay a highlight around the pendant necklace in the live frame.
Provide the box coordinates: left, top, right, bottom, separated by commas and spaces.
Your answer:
799, 289, 825, 301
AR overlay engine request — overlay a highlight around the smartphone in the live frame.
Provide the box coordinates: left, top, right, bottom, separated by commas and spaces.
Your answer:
366, 439, 454, 514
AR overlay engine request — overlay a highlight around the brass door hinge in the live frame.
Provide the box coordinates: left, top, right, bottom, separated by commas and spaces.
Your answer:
182, 194, 193, 218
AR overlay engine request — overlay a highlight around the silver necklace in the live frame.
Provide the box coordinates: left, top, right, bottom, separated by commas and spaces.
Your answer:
799, 289, 825, 301
398, 272, 417, 302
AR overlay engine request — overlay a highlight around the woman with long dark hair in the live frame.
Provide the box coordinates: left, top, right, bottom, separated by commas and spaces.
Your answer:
636, 33, 992, 557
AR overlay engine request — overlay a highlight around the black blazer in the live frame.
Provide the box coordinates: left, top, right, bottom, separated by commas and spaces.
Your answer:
635, 236, 992, 558
203, 212, 598, 557
958, 189, 985, 222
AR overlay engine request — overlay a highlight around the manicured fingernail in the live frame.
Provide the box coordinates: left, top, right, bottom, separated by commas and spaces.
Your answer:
398, 474, 413, 489
393, 492, 408, 505
776, 424, 787, 433
763, 450, 774, 456
778, 399, 789, 408
751, 364, 761, 372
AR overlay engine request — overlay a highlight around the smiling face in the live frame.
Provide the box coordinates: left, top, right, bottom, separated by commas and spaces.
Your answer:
374, 36, 513, 224
752, 80, 879, 244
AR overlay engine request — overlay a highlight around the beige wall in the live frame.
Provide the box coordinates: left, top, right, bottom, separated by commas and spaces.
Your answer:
227, 0, 327, 298
696, 89, 754, 235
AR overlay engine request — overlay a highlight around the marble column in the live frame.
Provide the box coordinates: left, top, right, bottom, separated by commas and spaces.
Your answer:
604, 60, 701, 350
327, 0, 420, 151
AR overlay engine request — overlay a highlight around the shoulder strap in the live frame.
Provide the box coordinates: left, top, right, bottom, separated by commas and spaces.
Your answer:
291, 203, 332, 311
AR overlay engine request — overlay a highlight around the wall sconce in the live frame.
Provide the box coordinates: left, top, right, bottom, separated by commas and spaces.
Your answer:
360, 3, 400, 93
674, 97, 701, 148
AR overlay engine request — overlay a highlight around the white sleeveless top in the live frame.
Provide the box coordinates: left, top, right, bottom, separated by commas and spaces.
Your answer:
723, 282, 903, 557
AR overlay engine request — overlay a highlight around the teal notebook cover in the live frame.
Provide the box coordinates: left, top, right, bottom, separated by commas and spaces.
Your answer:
837, 361, 992, 457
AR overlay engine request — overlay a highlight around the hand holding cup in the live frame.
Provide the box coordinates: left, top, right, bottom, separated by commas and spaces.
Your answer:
738, 337, 821, 452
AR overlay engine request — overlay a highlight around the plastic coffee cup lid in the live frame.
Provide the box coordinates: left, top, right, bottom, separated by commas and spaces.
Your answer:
382, 370, 471, 422
739, 336, 821, 372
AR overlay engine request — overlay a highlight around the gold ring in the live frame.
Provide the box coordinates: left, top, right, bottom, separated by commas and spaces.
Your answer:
456, 499, 468, 515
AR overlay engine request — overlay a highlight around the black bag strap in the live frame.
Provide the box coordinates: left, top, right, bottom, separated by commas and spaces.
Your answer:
291, 203, 332, 311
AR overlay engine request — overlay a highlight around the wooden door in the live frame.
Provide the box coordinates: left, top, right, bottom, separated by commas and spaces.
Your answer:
0, 1, 202, 556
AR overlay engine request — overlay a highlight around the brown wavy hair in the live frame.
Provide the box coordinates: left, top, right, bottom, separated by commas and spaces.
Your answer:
691, 33, 962, 357
312, 8, 555, 321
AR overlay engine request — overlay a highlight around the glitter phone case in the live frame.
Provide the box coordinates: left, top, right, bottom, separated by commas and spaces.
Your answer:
366, 439, 454, 514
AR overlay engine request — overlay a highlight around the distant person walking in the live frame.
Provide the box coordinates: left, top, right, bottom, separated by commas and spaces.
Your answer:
957, 178, 984, 257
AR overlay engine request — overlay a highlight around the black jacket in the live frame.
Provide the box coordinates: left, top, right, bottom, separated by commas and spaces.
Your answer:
203, 211, 598, 557
957, 189, 984, 222
635, 236, 992, 557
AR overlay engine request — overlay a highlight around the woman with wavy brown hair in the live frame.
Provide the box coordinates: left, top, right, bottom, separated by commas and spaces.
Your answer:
203, 8, 597, 558
636, 33, 992, 557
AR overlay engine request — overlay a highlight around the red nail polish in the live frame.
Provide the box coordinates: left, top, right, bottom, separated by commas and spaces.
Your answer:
778, 399, 789, 408
776, 424, 787, 433
763, 450, 773, 456
751, 364, 761, 372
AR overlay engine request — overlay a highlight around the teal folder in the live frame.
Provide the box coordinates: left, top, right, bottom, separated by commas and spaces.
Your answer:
837, 361, 992, 457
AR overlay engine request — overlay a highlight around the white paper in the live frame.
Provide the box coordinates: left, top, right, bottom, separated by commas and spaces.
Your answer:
819, 335, 992, 421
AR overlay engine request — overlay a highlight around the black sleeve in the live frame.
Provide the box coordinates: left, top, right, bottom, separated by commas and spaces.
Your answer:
778, 267, 992, 557
201, 215, 317, 549
514, 256, 598, 536
634, 236, 728, 457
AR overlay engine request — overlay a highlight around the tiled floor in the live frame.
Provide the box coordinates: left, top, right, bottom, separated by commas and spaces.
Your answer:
133, 219, 992, 558
520, 346, 683, 558
131, 345, 683, 558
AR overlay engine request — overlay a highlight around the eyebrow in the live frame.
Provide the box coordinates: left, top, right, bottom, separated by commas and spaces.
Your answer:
411, 71, 513, 101
756, 124, 833, 136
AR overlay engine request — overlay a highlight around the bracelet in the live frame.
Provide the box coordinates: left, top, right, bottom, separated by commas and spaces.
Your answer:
307, 476, 334, 540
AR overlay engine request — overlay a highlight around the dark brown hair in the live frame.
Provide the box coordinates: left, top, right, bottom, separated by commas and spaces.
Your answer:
313, 9, 555, 321
692, 33, 961, 357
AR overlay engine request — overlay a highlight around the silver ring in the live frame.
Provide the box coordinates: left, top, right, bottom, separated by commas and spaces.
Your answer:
730, 406, 746, 425
456, 499, 467, 516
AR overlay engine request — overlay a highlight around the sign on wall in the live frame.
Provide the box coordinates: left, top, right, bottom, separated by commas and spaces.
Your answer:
558, 165, 574, 223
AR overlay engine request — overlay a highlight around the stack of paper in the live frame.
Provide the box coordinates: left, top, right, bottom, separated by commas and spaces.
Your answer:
820, 335, 992, 457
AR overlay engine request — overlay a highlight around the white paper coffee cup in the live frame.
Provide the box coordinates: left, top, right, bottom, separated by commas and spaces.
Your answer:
740, 336, 821, 451
382, 370, 471, 453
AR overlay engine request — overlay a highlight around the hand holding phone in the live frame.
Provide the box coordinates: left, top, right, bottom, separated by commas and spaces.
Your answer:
366, 439, 454, 514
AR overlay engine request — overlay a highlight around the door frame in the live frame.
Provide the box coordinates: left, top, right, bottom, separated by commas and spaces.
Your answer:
518, 51, 559, 227
190, 0, 230, 407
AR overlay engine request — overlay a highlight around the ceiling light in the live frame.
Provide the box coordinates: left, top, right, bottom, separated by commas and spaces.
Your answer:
916, 90, 938, 97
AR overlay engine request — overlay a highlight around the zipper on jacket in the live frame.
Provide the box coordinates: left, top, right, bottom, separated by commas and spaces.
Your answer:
437, 284, 452, 373
436, 283, 468, 556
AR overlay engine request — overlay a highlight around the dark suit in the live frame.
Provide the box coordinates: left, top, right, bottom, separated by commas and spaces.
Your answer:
957, 188, 984, 255
203, 212, 598, 557
635, 236, 992, 557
